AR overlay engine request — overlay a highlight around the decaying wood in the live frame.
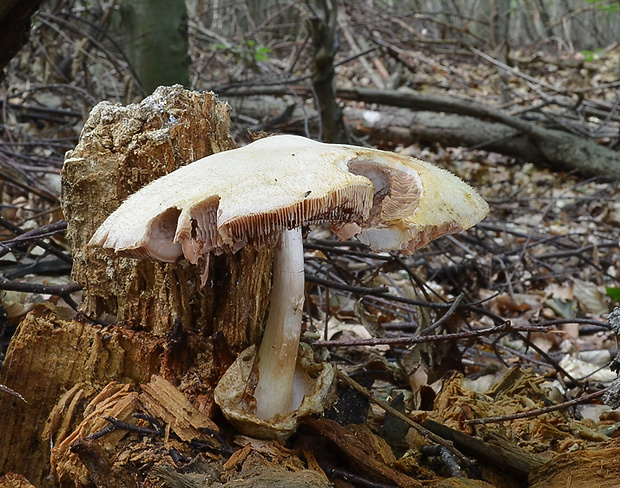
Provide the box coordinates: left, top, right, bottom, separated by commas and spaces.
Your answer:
62, 85, 273, 342
227, 95, 547, 170
434, 479, 496, 488
222, 85, 620, 178
0, 472, 36, 488
0, 308, 278, 486
339, 85, 620, 178
151, 464, 331, 488
48, 376, 224, 486
0, 312, 160, 485
303, 417, 422, 487
51, 382, 140, 485
528, 439, 620, 488
422, 419, 546, 480
139, 374, 220, 443
68, 438, 137, 488
0, 86, 275, 486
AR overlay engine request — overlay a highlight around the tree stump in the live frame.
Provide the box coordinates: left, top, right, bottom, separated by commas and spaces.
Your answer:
62, 85, 272, 342
0, 86, 273, 486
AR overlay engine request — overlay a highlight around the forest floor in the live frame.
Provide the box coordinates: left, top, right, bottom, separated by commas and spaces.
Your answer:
1, 2, 620, 488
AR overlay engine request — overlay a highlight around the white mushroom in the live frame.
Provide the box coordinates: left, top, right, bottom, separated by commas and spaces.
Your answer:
90, 134, 489, 438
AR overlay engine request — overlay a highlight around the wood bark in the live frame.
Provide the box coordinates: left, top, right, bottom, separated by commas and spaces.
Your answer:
0, 86, 273, 486
117, 0, 190, 94
331, 86, 620, 178
307, 0, 348, 143
222, 86, 620, 178
62, 86, 272, 343
226, 96, 544, 161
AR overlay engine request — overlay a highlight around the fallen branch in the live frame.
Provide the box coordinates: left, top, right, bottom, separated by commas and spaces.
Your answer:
221, 85, 620, 178
333, 370, 469, 462
0, 276, 81, 311
0, 218, 71, 263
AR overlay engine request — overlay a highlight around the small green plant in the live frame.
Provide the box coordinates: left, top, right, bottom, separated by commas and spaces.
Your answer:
587, 0, 620, 12
215, 40, 272, 70
582, 48, 603, 62
607, 286, 620, 302
245, 40, 272, 62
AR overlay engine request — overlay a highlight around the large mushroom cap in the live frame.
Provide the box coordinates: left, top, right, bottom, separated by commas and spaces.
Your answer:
90, 135, 489, 261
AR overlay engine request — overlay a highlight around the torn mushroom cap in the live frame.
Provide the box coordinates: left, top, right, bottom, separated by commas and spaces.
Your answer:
90, 135, 489, 264
342, 149, 489, 253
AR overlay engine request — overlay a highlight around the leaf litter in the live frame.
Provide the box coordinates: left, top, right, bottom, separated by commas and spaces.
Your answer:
0, 2, 619, 487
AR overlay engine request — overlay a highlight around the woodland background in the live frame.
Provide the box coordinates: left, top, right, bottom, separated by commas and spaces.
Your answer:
0, 1, 620, 487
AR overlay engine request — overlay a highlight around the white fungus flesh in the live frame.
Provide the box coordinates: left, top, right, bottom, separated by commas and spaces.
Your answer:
90, 134, 488, 265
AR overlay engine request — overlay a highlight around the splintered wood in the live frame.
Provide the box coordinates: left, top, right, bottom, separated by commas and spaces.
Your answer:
50, 383, 139, 486
528, 440, 620, 488
61, 86, 272, 343
0, 473, 36, 488
48, 376, 225, 486
0, 312, 162, 485
140, 374, 219, 443
0, 87, 272, 486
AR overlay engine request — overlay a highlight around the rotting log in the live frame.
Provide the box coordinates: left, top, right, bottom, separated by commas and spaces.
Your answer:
0, 86, 273, 486
226, 96, 547, 161
221, 85, 620, 178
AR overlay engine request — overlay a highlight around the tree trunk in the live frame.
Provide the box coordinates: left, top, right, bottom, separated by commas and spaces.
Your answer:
117, 0, 190, 94
62, 86, 272, 343
490, 0, 512, 104
0, 86, 273, 486
307, 0, 348, 143
0, 0, 44, 73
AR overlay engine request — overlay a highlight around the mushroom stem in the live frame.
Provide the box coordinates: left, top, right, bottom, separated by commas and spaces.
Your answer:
253, 227, 305, 420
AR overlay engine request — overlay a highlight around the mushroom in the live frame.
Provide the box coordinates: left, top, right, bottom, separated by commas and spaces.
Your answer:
90, 134, 489, 438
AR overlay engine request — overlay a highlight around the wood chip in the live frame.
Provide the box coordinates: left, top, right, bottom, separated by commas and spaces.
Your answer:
140, 374, 219, 444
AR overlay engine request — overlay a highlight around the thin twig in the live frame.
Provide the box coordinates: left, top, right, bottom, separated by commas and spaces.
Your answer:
0, 218, 71, 264
312, 323, 552, 348
0, 383, 27, 403
418, 293, 465, 335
